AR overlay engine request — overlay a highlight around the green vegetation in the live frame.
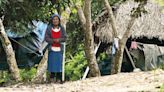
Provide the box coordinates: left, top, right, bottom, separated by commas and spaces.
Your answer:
159, 64, 164, 70
153, 0, 164, 6
0, 68, 37, 84
152, 0, 164, 13
0, 46, 110, 83
1, 0, 164, 85
0, 71, 10, 84
20, 67, 37, 82
65, 44, 87, 81
160, 83, 164, 92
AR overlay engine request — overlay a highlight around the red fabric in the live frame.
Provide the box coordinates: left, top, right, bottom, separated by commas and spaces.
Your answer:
130, 41, 137, 49
51, 28, 61, 47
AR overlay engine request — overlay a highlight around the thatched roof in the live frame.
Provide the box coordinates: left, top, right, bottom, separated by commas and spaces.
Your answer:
93, 0, 164, 43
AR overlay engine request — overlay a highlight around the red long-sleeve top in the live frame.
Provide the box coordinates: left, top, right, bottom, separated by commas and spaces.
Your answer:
51, 28, 61, 47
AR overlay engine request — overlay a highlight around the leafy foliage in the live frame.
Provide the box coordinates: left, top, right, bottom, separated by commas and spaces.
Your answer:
160, 82, 164, 92
91, 0, 122, 20
0, 0, 58, 34
131, 0, 148, 18
159, 64, 164, 70
65, 44, 87, 81
153, 0, 164, 13
1, 0, 154, 83
1, 1, 38, 30
66, 14, 84, 55
20, 67, 37, 82
97, 52, 108, 63
97, 52, 112, 75
0, 71, 10, 84
153, 0, 164, 6
0, 67, 37, 84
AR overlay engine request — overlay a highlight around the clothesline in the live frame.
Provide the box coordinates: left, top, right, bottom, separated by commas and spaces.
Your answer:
9, 37, 41, 56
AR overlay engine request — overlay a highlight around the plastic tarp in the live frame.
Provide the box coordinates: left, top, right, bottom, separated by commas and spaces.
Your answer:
143, 44, 164, 70
18, 21, 48, 54
0, 21, 48, 70
129, 43, 164, 71
129, 49, 145, 71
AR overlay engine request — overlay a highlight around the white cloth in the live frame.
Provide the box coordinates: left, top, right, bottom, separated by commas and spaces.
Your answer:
51, 47, 61, 51
52, 28, 60, 32
114, 38, 119, 49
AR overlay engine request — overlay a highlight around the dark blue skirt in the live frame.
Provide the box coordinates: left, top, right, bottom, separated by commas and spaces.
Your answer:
47, 51, 63, 72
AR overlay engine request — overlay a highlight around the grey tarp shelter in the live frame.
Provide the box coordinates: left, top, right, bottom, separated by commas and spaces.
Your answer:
129, 43, 164, 71
0, 21, 48, 70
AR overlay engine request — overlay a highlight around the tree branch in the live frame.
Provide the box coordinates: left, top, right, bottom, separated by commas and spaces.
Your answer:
84, 0, 92, 31
61, 7, 71, 29
103, 0, 118, 38
76, 6, 86, 28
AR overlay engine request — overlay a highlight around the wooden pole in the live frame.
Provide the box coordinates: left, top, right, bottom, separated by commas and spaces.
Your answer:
124, 46, 136, 69
82, 66, 89, 80
62, 43, 66, 81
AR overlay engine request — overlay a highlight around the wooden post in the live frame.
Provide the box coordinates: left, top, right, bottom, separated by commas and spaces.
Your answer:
82, 66, 89, 80
124, 46, 136, 69
62, 43, 66, 82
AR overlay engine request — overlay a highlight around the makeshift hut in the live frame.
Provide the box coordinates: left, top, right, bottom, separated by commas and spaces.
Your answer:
93, 0, 164, 73
0, 21, 48, 70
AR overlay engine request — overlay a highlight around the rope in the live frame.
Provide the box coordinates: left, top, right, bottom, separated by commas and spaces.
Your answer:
10, 38, 41, 56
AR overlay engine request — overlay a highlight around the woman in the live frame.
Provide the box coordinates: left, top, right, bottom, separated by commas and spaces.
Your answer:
45, 14, 66, 83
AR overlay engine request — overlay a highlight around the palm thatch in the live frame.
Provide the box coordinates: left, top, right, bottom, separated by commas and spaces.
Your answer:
93, 0, 164, 43
93, 10, 114, 43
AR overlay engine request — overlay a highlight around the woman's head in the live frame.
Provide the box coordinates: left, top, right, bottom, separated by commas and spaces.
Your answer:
50, 14, 61, 26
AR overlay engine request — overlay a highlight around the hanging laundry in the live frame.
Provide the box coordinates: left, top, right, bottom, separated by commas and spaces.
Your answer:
130, 41, 137, 50
112, 43, 116, 55
114, 38, 119, 49
112, 38, 119, 55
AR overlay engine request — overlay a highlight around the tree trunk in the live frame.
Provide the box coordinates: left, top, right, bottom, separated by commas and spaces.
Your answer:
111, 17, 136, 74
82, 0, 100, 77
103, 0, 138, 74
103, 0, 118, 37
31, 49, 48, 83
111, 40, 124, 74
0, 19, 20, 81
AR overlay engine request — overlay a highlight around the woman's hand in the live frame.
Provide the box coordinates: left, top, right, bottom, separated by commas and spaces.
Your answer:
53, 39, 59, 43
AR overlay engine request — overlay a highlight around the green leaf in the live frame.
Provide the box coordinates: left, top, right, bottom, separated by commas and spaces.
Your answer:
153, 0, 164, 6
160, 83, 164, 92
71, 8, 77, 14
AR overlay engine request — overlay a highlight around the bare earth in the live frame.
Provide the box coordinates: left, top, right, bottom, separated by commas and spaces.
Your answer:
0, 69, 164, 92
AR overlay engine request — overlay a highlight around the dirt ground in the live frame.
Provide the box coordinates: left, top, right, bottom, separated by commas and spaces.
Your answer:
0, 69, 164, 92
